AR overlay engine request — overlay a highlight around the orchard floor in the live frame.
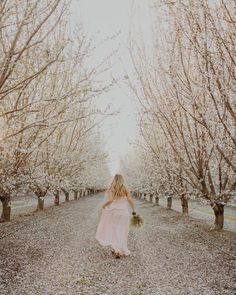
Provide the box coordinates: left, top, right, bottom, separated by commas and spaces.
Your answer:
0, 194, 236, 295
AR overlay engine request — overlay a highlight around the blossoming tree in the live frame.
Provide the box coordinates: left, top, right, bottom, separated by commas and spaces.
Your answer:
125, 0, 236, 229
0, 0, 111, 221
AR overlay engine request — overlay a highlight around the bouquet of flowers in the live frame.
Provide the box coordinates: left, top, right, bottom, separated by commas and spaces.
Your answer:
130, 212, 144, 228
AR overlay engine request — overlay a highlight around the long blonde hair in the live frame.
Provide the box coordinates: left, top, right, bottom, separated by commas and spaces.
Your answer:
108, 174, 129, 200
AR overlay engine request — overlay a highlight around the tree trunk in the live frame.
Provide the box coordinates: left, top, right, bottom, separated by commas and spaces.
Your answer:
213, 203, 224, 230
150, 194, 153, 202
167, 196, 172, 209
37, 197, 44, 211
34, 187, 48, 211
181, 196, 188, 214
0, 197, 11, 222
74, 191, 78, 200
54, 191, 60, 206
155, 196, 159, 205
61, 189, 69, 202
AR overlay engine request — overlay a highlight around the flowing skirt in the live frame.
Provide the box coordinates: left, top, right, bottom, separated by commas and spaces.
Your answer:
95, 208, 131, 256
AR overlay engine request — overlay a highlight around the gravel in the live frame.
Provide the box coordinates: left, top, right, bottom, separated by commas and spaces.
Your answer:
0, 194, 235, 295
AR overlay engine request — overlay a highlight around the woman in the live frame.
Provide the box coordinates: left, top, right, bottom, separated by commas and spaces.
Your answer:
95, 174, 136, 259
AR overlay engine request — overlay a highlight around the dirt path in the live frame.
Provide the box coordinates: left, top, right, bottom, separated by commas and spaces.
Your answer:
0, 194, 235, 295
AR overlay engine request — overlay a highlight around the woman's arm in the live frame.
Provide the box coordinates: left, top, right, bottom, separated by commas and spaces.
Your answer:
102, 190, 113, 209
102, 200, 112, 209
126, 191, 136, 213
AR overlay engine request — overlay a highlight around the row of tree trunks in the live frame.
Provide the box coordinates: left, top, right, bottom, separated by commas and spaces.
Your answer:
140, 192, 173, 210
54, 189, 95, 204
134, 191, 225, 230
54, 189, 93, 205
134, 192, 190, 213
0, 189, 97, 223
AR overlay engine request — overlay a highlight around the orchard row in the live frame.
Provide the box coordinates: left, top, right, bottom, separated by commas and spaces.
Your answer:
0, 1, 111, 222
122, 0, 236, 230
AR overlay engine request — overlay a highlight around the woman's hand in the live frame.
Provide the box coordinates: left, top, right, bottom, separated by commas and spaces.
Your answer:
102, 200, 112, 210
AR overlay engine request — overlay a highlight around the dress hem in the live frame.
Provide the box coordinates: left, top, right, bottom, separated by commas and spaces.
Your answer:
95, 237, 131, 256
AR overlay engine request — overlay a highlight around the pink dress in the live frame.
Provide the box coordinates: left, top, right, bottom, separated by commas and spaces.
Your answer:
95, 196, 131, 256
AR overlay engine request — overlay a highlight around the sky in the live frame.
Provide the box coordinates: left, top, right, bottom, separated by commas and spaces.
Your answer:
70, 0, 153, 175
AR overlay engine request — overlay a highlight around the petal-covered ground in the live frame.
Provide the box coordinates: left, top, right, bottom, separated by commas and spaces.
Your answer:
0, 194, 235, 295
